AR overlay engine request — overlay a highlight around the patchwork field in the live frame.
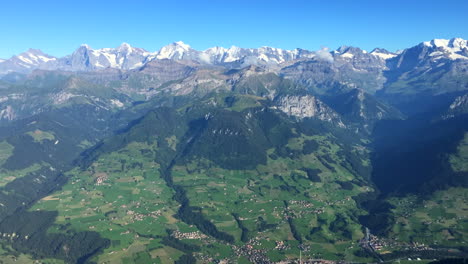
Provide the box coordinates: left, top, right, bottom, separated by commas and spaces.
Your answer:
31, 130, 376, 263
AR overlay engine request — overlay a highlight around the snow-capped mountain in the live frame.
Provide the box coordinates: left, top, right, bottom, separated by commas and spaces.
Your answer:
391, 38, 468, 71
0, 38, 467, 77
151, 41, 200, 61
421, 38, 468, 60
333, 46, 368, 58
376, 38, 468, 105
148, 41, 314, 66
370, 48, 397, 60
0, 37, 466, 125
0, 43, 152, 74
41, 43, 152, 72
0, 49, 56, 74
200, 45, 314, 65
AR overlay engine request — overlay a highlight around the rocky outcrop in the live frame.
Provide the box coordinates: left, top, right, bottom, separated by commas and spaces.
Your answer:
442, 93, 468, 119
275, 94, 345, 127
0, 105, 16, 121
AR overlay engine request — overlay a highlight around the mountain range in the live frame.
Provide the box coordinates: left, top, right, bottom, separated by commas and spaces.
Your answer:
0, 38, 467, 124
0, 38, 466, 264
1, 38, 466, 75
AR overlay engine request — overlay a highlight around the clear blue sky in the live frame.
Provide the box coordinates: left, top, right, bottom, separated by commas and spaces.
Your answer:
1, 0, 467, 58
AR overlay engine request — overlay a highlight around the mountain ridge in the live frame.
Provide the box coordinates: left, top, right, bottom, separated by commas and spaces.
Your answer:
0, 37, 466, 263
1, 38, 467, 75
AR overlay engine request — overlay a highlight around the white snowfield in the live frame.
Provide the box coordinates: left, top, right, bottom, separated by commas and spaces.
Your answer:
423, 38, 468, 61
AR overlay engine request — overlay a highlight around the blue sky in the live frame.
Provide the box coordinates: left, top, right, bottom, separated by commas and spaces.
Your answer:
1, 0, 467, 58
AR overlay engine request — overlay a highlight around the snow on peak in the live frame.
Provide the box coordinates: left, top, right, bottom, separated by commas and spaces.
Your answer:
1, 38, 466, 75
26, 48, 46, 55
340, 52, 354, 59
120, 42, 131, 48
50, 42, 152, 71
333, 46, 369, 60
228, 45, 241, 52
15, 49, 56, 65
371, 52, 397, 60
155, 41, 196, 60
448, 38, 468, 49
204, 46, 228, 54
0, 48, 57, 74
422, 38, 467, 49
430, 39, 450, 47
79, 44, 91, 49
421, 38, 468, 60
116, 42, 134, 54
370, 48, 397, 60
118, 42, 131, 49
174, 41, 191, 50
336, 45, 349, 53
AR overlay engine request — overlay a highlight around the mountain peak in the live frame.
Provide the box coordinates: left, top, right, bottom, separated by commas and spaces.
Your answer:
0, 48, 56, 74
370, 48, 391, 54
422, 38, 467, 49
448, 37, 468, 48
73, 45, 92, 57
18, 49, 55, 59
117, 42, 133, 53
417, 38, 468, 61
155, 41, 196, 60
119, 42, 131, 47
336, 46, 365, 54
336, 45, 349, 53
25, 48, 44, 54
204, 46, 228, 53
174, 41, 191, 50
1, 38, 467, 76
75, 44, 93, 54
430, 38, 450, 47
370, 48, 397, 60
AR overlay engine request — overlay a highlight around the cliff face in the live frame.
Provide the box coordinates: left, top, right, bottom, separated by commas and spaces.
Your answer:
442, 93, 468, 119
275, 94, 345, 127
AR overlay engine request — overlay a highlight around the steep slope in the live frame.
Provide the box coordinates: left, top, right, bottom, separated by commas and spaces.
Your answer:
378, 38, 468, 110
0, 70, 130, 123
0, 107, 117, 263
442, 92, 468, 119
361, 128, 468, 260
370, 48, 398, 60
322, 89, 404, 132
0, 38, 466, 263
274, 93, 345, 127
371, 116, 468, 196
280, 46, 388, 95
26, 93, 376, 263
42, 43, 151, 71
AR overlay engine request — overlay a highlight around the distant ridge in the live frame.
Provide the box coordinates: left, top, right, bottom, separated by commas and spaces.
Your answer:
0, 38, 466, 75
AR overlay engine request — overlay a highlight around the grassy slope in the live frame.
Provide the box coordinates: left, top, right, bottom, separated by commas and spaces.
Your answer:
31, 102, 375, 263
2, 89, 465, 263
32, 141, 188, 264
386, 133, 468, 249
